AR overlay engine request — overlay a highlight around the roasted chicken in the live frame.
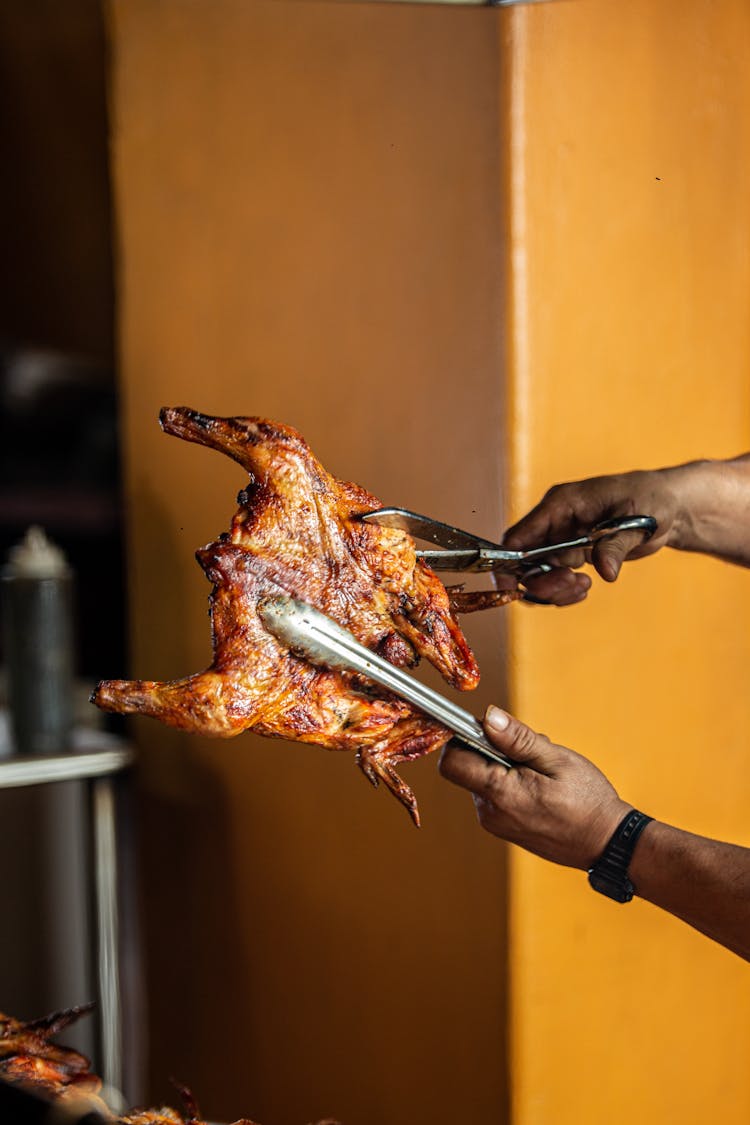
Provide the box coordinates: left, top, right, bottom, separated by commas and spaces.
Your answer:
0, 1004, 336, 1125
0, 1004, 104, 1106
93, 408, 516, 824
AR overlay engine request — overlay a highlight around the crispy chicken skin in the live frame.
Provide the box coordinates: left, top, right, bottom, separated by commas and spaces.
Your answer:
0, 1005, 107, 1110
117, 1113, 257, 1125
0, 1005, 335, 1125
118, 1091, 259, 1125
93, 408, 510, 824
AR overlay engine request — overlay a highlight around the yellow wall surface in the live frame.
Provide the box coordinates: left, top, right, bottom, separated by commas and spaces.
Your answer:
503, 2, 750, 1123
109, 3, 511, 1124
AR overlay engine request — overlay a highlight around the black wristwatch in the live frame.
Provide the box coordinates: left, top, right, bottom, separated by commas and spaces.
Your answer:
587, 809, 653, 903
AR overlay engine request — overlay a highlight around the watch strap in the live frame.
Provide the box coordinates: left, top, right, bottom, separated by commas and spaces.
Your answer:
587, 808, 653, 903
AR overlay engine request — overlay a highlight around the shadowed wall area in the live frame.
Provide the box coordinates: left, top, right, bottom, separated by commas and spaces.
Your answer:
109, 3, 510, 1124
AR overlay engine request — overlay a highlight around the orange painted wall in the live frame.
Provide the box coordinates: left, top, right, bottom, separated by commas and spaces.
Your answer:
502, 2, 750, 1123
109, 4, 510, 1124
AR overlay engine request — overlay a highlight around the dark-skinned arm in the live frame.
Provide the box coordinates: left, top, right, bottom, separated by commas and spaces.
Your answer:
505, 454, 750, 606
440, 706, 750, 961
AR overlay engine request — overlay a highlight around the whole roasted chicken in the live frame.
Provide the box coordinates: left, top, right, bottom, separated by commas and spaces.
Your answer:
93, 408, 514, 824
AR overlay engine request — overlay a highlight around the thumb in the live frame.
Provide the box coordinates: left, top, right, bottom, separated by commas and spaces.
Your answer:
592, 527, 647, 582
483, 706, 558, 775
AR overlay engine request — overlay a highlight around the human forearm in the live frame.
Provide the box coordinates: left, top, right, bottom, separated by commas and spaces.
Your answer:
666, 454, 750, 566
629, 820, 750, 961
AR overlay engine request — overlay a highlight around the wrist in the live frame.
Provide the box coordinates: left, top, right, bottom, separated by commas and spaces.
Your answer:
580, 797, 632, 870
666, 456, 750, 553
660, 461, 710, 551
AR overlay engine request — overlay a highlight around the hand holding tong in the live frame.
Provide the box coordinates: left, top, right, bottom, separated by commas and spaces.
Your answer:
360, 509, 657, 576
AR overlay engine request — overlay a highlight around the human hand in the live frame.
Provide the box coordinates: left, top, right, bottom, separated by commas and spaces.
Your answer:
439, 706, 630, 869
503, 467, 684, 605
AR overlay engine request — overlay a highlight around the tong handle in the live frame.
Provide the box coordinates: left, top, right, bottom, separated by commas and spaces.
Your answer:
258, 595, 515, 769
516, 515, 657, 569
363, 506, 656, 575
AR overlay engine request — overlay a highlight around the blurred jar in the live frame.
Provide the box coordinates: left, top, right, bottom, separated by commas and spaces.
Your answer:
1, 526, 74, 755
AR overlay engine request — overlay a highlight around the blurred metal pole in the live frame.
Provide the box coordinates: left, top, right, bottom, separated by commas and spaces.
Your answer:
90, 774, 122, 1100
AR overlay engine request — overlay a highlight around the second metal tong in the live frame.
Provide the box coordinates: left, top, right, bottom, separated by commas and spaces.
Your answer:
258, 594, 515, 769
361, 509, 657, 576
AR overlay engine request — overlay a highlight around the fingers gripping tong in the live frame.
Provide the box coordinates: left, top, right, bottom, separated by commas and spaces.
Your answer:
360, 509, 657, 580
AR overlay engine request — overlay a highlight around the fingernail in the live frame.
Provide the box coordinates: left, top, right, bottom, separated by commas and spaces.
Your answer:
485, 705, 510, 733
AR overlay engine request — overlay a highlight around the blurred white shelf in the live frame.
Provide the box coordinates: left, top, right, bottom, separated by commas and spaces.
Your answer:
0, 715, 134, 1099
0, 746, 133, 788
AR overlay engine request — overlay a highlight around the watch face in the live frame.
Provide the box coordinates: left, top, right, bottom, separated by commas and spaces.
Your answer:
588, 869, 634, 903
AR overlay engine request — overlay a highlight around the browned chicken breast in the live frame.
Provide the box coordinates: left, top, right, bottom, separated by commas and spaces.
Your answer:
93, 408, 515, 823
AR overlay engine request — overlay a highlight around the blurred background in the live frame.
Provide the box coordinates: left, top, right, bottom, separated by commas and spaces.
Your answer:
0, 0, 125, 1073
1, 2, 750, 1125
0, 0, 123, 676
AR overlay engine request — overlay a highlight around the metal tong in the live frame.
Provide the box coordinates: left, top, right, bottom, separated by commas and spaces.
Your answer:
258, 594, 515, 769
360, 509, 657, 576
